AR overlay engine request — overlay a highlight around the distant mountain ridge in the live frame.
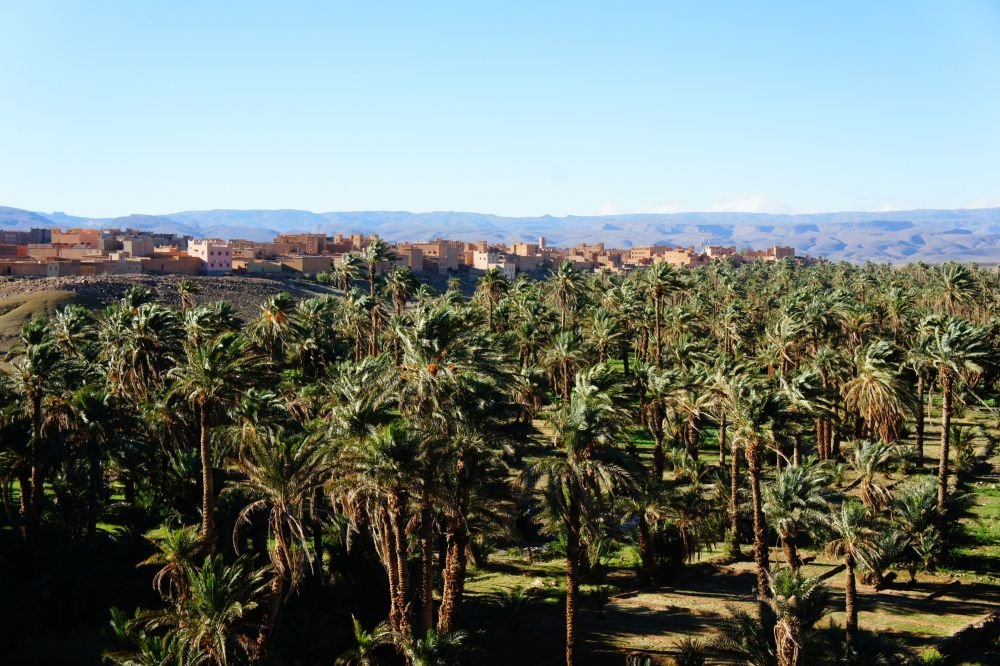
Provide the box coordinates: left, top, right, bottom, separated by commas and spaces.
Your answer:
1, 205, 999, 264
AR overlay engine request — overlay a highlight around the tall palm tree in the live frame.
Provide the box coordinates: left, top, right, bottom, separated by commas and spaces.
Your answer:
641, 364, 682, 479
585, 310, 622, 363
384, 265, 419, 317
335, 421, 420, 635
169, 332, 269, 549
52, 303, 96, 360
921, 316, 989, 510
474, 267, 509, 331
907, 334, 934, 466
645, 262, 681, 367
519, 369, 634, 665
549, 260, 585, 330
231, 430, 331, 649
545, 331, 585, 401
7, 316, 66, 529
728, 379, 784, 598
362, 238, 399, 299
825, 500, 879, 646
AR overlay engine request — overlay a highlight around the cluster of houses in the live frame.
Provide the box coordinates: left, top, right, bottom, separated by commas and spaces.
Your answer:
0, 227, 796, 280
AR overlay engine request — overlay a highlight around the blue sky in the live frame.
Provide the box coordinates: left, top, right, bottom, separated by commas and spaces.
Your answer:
1, 1, 999, 218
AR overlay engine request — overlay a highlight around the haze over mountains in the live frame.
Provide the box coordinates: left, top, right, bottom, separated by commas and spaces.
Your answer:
1, 205, 999, 264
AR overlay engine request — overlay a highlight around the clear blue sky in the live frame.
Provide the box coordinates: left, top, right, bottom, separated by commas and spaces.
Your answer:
1, 1, 999, 218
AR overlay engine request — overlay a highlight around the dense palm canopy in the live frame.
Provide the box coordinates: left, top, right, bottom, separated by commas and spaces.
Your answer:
0, 257, 997, 666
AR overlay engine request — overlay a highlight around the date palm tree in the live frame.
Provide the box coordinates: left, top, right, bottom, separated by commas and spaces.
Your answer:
139, 524, 204, 602
231, 430, 331, 649
169, 332, 269, 549
645, 262, 681, 367
585, 310, 622, 363
847, 439, 897, 512
843, 340, 915, 443
362, 238, 399, 299
247, 292, 299, 364
935, 263, 978, 316
336, 252, 365, 292
907, 334, 934, 465
768, 567, 830, 666
7, 316, 67, 529
728, 379, 785, 598
763, 460, 832, 569
549, 260, 585, 330
545, 331, 586, 401
100, 302, 184, 403
177, 278, 201, 312
921, 315, 989, 510
143, 555, 270, 666
519, 368, 635, 666
641, 364, 682, 479
384, 265, 419, 317
335, 616, 397, 665
336, 421, 420, 635
825, 500, 879, 646
475, 266, 509, 331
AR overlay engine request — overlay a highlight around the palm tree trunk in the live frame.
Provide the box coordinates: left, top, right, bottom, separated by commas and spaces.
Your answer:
388, 490, 411, 636
915, 374, 925, 467
380, 505, 403, 632
638, 513, 655, 585
439, 449, 472, 632
654, 298, 662, 368
686, 413, 699, 459
370, 307, 380, 357
565, 501, 581, 666
792, 433, 801, 467
652, 429, 664, 480
748, 449, 771, 599
845, 555, 858, 645
562, 359, 570, 400
782, 534, 801, 570
198, 401, 216, 551
29, 393, 43, 523
16, 471, 31, 538
816, 417, 826, 460
420, 502, 435, 633
937, 373, 953, 512
310, 487, 324, 577
437, 526, 468, 632
719, 413, 727, 465
728, 439, 741, 557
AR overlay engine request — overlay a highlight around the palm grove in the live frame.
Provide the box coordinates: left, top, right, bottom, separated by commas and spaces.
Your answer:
1, 247, 997, 665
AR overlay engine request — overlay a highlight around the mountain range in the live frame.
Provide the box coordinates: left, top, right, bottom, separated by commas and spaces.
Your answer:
1, 205, 999, 264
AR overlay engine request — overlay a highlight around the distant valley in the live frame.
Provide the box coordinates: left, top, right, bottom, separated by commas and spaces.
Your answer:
1, 205, 999, 264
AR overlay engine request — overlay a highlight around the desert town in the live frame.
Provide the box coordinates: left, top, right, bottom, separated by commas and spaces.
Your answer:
0, 226, 798, 279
